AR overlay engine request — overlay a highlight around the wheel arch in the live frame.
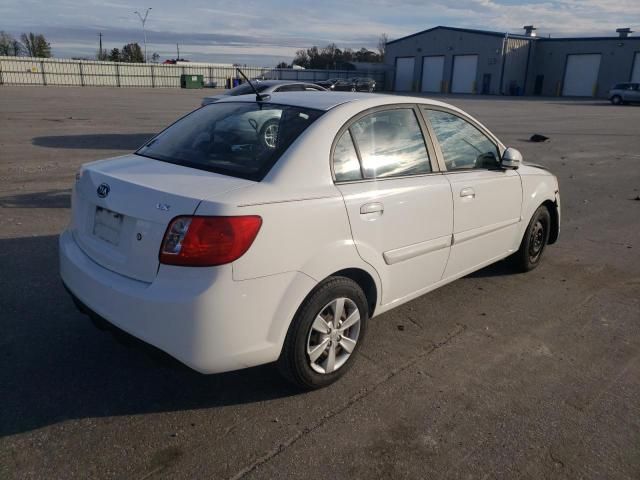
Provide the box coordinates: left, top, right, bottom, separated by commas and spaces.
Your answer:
329, 268, 378, 318
543, 199, 560, 244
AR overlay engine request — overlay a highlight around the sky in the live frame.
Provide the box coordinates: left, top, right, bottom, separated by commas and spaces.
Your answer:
2, 0, 639, 66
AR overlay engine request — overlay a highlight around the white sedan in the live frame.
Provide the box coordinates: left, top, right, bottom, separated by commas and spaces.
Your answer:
60, 92, 560, 389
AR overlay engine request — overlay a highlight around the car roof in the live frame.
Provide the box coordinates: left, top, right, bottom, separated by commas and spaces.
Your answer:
214, 91, 456, 112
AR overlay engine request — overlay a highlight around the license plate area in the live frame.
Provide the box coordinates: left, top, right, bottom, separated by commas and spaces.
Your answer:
93, 206, 123, 246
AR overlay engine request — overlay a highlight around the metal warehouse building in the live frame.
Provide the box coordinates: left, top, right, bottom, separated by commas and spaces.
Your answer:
385, 26, 640, 97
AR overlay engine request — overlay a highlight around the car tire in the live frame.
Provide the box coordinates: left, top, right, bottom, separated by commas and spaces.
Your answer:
512, 205, 551, 272
259, 119, 279, 149
611, 95, 623, 105
277, 276, 368, 390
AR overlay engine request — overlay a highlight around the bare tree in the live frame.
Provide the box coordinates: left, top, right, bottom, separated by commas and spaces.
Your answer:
377, 33, 388, 61
21, 32, 51, 58
0, 31, 21, 56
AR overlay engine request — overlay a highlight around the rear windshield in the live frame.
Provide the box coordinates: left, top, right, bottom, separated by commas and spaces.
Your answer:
136, 102, 324, 181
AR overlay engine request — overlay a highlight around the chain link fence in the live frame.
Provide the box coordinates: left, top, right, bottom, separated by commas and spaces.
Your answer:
0, 56, 387, 89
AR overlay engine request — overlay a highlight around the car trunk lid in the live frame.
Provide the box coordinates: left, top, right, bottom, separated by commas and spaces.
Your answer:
71, 154, 251, 283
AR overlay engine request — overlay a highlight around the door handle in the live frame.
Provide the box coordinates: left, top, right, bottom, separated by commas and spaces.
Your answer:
360, 202, 384, 215
460, 187, 476, 199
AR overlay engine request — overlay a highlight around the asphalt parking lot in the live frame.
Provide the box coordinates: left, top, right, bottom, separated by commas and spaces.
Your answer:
1, 86, 639, 480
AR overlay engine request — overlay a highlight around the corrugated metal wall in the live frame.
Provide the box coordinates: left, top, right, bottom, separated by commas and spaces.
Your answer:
0, 56, 386, 89
502, 37, 531, 95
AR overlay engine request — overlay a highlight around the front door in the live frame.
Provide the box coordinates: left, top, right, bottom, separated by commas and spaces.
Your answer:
423, 108, 523, 279
333, 106, 453, 305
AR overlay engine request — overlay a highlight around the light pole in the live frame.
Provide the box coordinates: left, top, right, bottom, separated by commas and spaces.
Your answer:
134, 8, 152, 62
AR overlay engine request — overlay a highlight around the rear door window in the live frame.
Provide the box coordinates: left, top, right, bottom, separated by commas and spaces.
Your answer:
349, 109, 431, 179
137, 102, 323, 181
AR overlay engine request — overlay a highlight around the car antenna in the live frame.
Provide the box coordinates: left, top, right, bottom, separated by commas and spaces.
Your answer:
236, 68, 269, 102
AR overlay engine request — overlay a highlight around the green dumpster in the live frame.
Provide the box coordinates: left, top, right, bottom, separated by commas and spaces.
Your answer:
180, 74, 203, 89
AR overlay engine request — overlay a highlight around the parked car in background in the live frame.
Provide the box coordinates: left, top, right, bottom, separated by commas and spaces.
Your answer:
331, 77, 377, 92
315, 78, 340, 90
201, 80, 326, 106
61, 92, 560, 389
609, 83, 640, 105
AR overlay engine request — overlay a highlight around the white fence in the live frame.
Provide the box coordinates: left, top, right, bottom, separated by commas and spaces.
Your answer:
0, 56, 386, 89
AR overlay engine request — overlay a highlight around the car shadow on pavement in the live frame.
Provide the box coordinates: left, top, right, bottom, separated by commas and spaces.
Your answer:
32, 133, 156, 150
0, 190, 70, 209
0, 235, 300, 437
466, 259, 517, 278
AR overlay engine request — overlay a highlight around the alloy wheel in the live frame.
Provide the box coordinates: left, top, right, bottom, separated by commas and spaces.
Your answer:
263, 123, 278, 148
306, 297, 361, 374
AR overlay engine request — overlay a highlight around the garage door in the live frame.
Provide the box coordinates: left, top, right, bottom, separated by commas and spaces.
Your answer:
395, 57, 415, 92
451, 55, 478, 94
421, 56, 445, 93
562, 54, 601, 97
632, 53, 640, 83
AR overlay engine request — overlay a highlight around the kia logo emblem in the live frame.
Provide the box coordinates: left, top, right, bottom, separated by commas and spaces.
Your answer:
97, 183, 110, 198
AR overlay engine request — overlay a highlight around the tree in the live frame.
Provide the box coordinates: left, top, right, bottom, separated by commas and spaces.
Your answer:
108, 48, 121, 62
96, 48, 108, 61
276, 61, 290, 69
0, 31, 22, 56
293, 49, 310, 69
377, 33, 388, 62
291, 42, 382, 70
151, 52, 160, 63
121, 43, 144, 63
21, 32, 51, 58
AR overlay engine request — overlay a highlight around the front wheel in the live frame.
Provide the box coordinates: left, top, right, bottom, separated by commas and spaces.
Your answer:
611, 95, 623, 105
512, 205, 551, 272
277, 277, 368, 389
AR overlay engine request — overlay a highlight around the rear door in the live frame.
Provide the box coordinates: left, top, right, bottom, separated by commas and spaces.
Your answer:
422, 108, 522, 279
334, 106, 453, 305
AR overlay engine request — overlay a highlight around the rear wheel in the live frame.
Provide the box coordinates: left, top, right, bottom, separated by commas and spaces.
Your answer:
277, 277, 368, 389
611, 95, 623, 105
512, 205, 551, 272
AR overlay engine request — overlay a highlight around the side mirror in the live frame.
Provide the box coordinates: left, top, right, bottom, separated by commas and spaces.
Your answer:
501, 147, 522, 169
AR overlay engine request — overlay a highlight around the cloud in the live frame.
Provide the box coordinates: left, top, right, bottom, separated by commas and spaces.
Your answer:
2, 0, 638, 64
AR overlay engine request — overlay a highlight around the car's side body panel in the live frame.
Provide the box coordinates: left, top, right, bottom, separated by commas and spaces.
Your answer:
516, 165, 561, 244
442, 169, 523, 279
338, 175, 453, 305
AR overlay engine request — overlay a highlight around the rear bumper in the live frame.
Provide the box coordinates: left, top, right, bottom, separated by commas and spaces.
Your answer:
59, 229, 315, 373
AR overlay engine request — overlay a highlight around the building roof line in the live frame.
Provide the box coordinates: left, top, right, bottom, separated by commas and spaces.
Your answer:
386, 26, 530, 45
386, 25, 640, 45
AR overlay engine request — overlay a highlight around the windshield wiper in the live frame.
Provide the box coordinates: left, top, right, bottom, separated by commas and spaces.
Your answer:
237, 68, 270, 102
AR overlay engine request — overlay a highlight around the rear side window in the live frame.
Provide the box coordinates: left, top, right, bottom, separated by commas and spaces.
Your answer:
349, 109, 431, 179
425, 109, 499, 170
333, 131, 362, 182
137, 102, 323, 181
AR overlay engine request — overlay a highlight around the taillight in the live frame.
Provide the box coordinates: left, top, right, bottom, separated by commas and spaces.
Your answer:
159, 215, 262, 267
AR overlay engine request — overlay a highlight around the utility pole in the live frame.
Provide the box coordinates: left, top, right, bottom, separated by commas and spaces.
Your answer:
176, 43, 180, 61
134, 8, 152, 62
